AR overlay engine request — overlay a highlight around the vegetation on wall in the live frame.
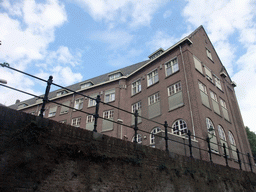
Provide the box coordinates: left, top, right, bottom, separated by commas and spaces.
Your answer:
245, 126, 256, 161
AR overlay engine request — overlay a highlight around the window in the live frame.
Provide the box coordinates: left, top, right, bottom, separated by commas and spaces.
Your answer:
228, 131, 238, 160
147, 69, 159, 86
210, 90, 220, 115
148, 92, 160, 105
228, 131, 236, 146
150, 127, 161, 147
71, 117, 81, 127
206, 118, 218, 153
131, 101, 142, 124
220, 98, 230, 121
105, 89, 115, 103
48, 106, 57, 117
18, 103, 28, 109
206, 48, 213, 60
172, 119, 187, 136
88, 94, 97, 107
59, 120, 67, 124
168, 82, 182, 96
81, 82, 93, 89
199, 81, 207, 94
204, 66, 213, 82
210, 90, 217, 102
56, 90, 68, 97
199, 81, 210, 108
86, 115, 95, 123
168, 82, 183, 111
109, 72, 121, 80
74, 98, 84, 110
132, 134, 142, 144
60, 100, 70, 114
193, 56, 203, 74
132, 79, 141, 95
214, 75, 222, 90
103, 110, 114, 119
165, 58, 179, 76
218, 125, 226, 141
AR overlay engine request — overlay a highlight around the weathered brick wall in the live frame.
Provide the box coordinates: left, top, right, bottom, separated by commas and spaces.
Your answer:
1, 106, 256, 191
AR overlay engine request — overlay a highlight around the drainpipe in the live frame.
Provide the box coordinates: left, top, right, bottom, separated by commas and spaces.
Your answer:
179, 45, 196, 139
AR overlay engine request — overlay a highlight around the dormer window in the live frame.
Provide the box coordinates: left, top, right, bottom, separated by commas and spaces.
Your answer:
56, 90, 68, 97
18, 103, 28, 109
81, 82, 93, 89
109, 72, 122, 80
148, 48, 164, 60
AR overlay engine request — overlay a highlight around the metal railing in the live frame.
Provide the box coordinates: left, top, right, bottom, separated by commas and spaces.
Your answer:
1, 62, 255, 173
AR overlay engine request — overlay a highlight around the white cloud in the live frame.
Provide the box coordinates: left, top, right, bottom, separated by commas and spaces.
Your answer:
0, 0, 68, 106
74, 0, 167, 27
91, 30, 134, 49
163, 10, 172, 19
146, 30, 179, 52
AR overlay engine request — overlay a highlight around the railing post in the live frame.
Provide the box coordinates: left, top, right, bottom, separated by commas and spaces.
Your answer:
133, 110, 138, 143
164, 121, 169, 153
223, 143, 228, 166
93, 95, 101, 132
236, 148, 242, 170
39, 76, 53, 117
247, 153, 253, 172
188, 130, 193, 158
206, 137, 212, 163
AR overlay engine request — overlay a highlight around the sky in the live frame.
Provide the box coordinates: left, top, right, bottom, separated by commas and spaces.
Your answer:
0, 0, 256, 132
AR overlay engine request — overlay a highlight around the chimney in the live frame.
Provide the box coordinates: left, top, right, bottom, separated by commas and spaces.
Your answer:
15, 99, 20, 104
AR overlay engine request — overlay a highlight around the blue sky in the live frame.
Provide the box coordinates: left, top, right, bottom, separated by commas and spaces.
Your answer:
1, 0, 256, 132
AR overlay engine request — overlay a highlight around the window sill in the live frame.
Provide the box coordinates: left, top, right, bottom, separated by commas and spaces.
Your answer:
202, 103, 212, 111
59, 112, 69, 116
87, 105, 96, 109
104, 100, 115, 104
217, 87, 224, 93
206, 77, 215, 85
214, 111, 222, 118
168, 104, 184, 112
195, 68, 205, 76
101, 128, 114, 133
224, 118, 232, 124
147, 81, 159, 89
208, 57, 214, 63
148, 113, 162, 119
165, 70, 180, 79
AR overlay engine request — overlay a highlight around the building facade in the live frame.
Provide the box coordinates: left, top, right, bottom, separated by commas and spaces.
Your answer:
10, 26, 253, 170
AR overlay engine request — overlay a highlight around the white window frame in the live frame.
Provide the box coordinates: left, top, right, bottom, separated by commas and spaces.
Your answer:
204, 66, 213, 82
56, 90, 68, 97
165, 57, 179, 77
109, 72, 121, 80
132, 134, 142, 144
132, 101, 141, 113
168, 82, 182, 96
198, 81, 207, 94
71, 117, 81, 127
88, 95, 97, 107
214, 75, 222, 90
206, 48, 213, 60
220, 98, 227, 109
105, 89, 115, 103
74, 98, 84, 110
210, 90, 218, 102
81, 82, 93, 89
218, 125, 226, 141
147, 69, 159, 87
228, 131, 236, 146
172, 119, 188, 136
132, 79, 141, 95
48, 106, 57, 117
86, 115, 95, 123
150, 127, 161, 147
103, 110, 114, 119
148, 92, 160, 105
59, 120, 67, 124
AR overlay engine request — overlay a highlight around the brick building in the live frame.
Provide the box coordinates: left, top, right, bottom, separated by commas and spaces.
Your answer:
9, 26, 253, 169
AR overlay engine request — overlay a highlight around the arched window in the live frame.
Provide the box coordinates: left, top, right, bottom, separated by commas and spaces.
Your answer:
172, 119, 187, 136
218, 125, 226, 141
206, 118, 215, 135
206, 118, 218, 153
228, 131, 236, 146
150, 127, 161, 147
132, 134, 142, 144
